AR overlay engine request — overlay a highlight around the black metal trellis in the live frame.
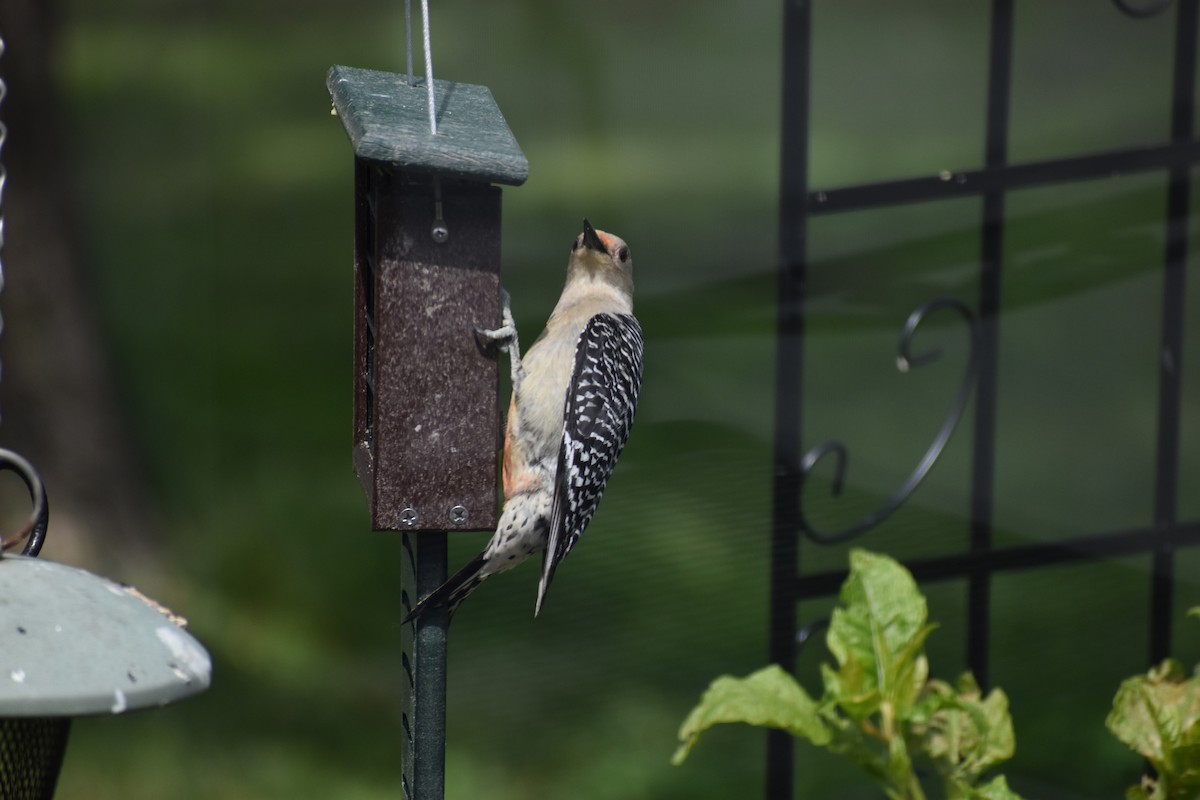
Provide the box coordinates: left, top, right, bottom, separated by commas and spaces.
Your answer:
768, 0, 1197, 796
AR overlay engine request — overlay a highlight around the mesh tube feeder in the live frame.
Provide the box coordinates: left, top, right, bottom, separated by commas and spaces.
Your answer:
0, 449, 211, 799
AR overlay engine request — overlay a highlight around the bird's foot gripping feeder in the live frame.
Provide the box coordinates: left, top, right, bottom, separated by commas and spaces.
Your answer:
0, 449, 211, 799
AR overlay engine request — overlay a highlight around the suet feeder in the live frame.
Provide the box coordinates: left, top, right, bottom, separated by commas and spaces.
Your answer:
0, 450, 211, 799
327, 55, 526, 800
326, 65, 528, 534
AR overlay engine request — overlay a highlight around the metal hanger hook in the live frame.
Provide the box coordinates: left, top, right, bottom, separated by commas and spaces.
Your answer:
1113, 0, 1173, 19
0, 449, 49, 557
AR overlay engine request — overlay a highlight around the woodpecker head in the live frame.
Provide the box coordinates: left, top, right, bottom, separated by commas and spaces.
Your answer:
568, 218, 633, 296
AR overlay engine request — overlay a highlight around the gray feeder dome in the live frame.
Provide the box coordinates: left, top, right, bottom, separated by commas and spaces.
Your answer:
0, 449, 210, 799
0, 556, 211, 717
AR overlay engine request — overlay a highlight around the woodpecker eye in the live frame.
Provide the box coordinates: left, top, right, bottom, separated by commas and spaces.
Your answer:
617, 246, 629, 263
572, 238, 581, 252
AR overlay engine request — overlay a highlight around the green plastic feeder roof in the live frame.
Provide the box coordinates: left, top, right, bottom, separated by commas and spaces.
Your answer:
0, 555, 211, 717
327, 64, 528, 185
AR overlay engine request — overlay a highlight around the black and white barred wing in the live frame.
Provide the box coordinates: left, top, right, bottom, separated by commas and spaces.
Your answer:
535, 313, 644, 614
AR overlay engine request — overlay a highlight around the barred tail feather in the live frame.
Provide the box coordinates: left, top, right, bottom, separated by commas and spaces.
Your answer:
402, 552, 489, 624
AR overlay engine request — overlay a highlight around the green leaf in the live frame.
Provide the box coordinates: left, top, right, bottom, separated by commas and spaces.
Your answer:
1107, 658, 1200, 799
1107, 659, 1200, 763
970, 774, 1025, 800
825, 550, 936, 721
1125, 787, 1152, 800
825, 551, 936, 714
672, 665, 830, 764
1165, 743, 1200, 800
918, 672, 1016, 784
821, 635, 880, 720
817, 550, 949, 799
674, 549, 1023, 800
883, 720, 918, 799
829, 549, 929, 668
891, 635, 934, 715
819, 708, 891, 783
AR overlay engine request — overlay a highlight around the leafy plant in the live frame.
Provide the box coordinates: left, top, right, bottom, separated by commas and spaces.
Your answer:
673, 549, 1021, 800
1105, 608, 1200, 800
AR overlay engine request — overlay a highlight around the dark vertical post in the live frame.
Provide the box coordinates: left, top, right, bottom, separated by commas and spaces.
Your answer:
1151, 0, 1197, 664
968, 0, 1015, 690
401, 533, 449, 800
768, 0, 810, 797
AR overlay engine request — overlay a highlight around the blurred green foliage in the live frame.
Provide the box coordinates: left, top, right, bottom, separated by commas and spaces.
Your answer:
1107, 622, 1200, 800
676, 551, 1021, 800
34, 0, 1200, 797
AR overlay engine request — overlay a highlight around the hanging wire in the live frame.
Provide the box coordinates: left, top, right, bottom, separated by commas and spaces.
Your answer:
419, 0, 437, 135
403, 0, 438, 134
404, 0, 414, 85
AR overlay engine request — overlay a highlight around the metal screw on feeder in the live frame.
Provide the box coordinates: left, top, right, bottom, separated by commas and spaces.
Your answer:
431, 177, 449, 244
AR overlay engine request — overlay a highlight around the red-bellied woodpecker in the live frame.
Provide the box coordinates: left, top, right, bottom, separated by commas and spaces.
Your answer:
403, 219, 644, 623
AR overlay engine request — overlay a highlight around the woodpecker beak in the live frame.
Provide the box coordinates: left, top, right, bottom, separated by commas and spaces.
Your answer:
581, 218, 605, 253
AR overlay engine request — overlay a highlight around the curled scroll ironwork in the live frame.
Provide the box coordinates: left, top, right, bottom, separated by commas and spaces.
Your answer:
1112, 0, 1173, 18
798, 297, 979, 545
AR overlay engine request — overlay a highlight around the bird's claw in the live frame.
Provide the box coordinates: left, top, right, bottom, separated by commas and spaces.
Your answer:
474, 325, 513, 352
474, 288, 517, 352
498, 289, 515, 331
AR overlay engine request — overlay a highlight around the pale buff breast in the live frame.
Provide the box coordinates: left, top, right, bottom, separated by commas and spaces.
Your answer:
503, 283, 633, 495
511, 319, 583, 463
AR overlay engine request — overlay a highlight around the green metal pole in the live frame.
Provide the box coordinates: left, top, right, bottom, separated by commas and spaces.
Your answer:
401, 532, 448, 800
